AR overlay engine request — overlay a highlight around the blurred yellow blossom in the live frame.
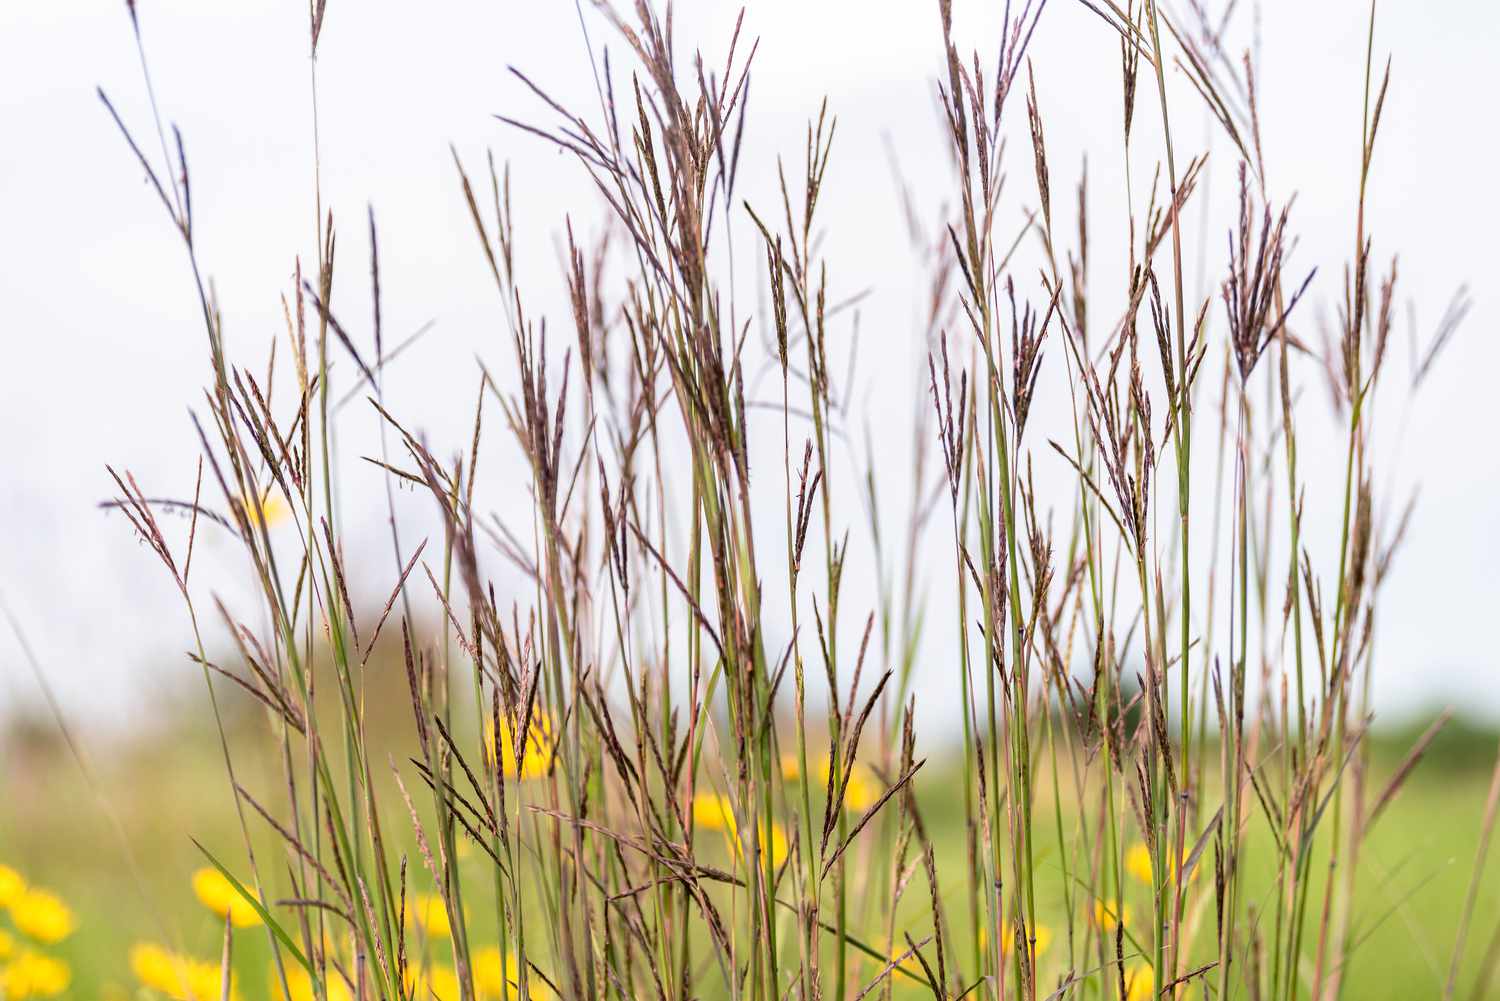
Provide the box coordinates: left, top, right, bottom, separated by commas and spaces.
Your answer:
0, 866, 24, 908
813, 757, 882, 812
978, 919, 1053, 962
130, 942, 238, 1001
404, 893, 455, 939
758, 822, 790, 868
472, 948, 534, 1001
483, 712, 555, 780
8, 889, 75, 944
1092, 898, 1131, 931
886, 941, 926, 979
0, 930, 13, 960
405, 963, 460, 1001
691, 792, 737, 834
779, 754, 802, 781
1126, 841, 1198, 888
427, 965, 460, 1001
843, 769, 881, 812
273, 963, 353, 1001
1, 950, 72, 999
689, 794, 787, 867
1124, 961, 1154, 1001
191, 868, 262, 928
240, 490, 290, 530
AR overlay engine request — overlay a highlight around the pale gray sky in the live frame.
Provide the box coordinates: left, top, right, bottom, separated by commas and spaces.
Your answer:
1, 1, 1496, 732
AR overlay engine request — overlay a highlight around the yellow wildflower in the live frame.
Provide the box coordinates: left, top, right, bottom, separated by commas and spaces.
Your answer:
978, 919, 1053, 962
404, 963, 460, 1001
472, 948, 534, 1001
1, 950, 72, 999
0, 930, 13, 960
404, 893, 454, 939
815, 757, 882, 812
427, 965, 460, 1001
8, 889, 75, 944
844, 769, 882, 812
191, 868, 263, 928
779, 754, 802, 781
241, 490, 290, 530
690, 794, 787, 867
0, 866, 24, 908
887, 942, 925, 979
483, 712, 555, 780
1124, 961, 1155, 1001
1001, 920, 1053, 961
691, 793, 737, 835
273, 963, 353, 1001
759, 822, 790, 868
1092, 898, 1131, 932
130, 942, 238, 1001
1125, 840, 1199, 888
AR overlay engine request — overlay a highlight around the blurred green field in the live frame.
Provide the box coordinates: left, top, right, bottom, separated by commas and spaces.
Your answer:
3, 694, 1495, 1001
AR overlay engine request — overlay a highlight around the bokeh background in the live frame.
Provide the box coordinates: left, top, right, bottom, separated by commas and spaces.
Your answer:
2, 1, 1497, 731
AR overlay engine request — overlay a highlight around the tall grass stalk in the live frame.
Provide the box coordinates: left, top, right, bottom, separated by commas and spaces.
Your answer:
98, 2, 1482, 1001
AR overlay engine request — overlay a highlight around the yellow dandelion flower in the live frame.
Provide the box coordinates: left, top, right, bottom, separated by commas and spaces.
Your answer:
887, 942, 925, 979
427, 965, 460, 1001
1125, 840, 1199, 887
130, 942, 238, 1001
1092, 898, 1131, 932
191, 868, 262, 928
472, 947, 535, 1001
130, 943, 190, 997
690, 794, 788, 867
483, 712, 555, 780
0, 866, 24, 908
733, 821, 790, 869
843, 769, 882, 812
2, 950, 72, 999
691, 793, 737, 835
758, 822, 790, 868
815, 757, 883, 813
404, 963, 460, 1001
1124, 961, 1155, 1001
404, 893, 454, 939
240, 490, 290, 530
273, 963, 353, 1001
9, 889, 75, 944
999, 920, 1052, 960
978, 919, 1053, 962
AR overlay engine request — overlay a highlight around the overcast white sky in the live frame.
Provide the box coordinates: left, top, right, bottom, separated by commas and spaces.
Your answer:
1, 1, 1496, 733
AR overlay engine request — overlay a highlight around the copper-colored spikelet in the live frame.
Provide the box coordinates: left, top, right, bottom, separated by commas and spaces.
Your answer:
1224, 163, 1314, 384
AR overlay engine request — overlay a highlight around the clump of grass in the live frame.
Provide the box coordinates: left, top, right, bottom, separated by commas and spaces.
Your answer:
92, 2, 1495, 1001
